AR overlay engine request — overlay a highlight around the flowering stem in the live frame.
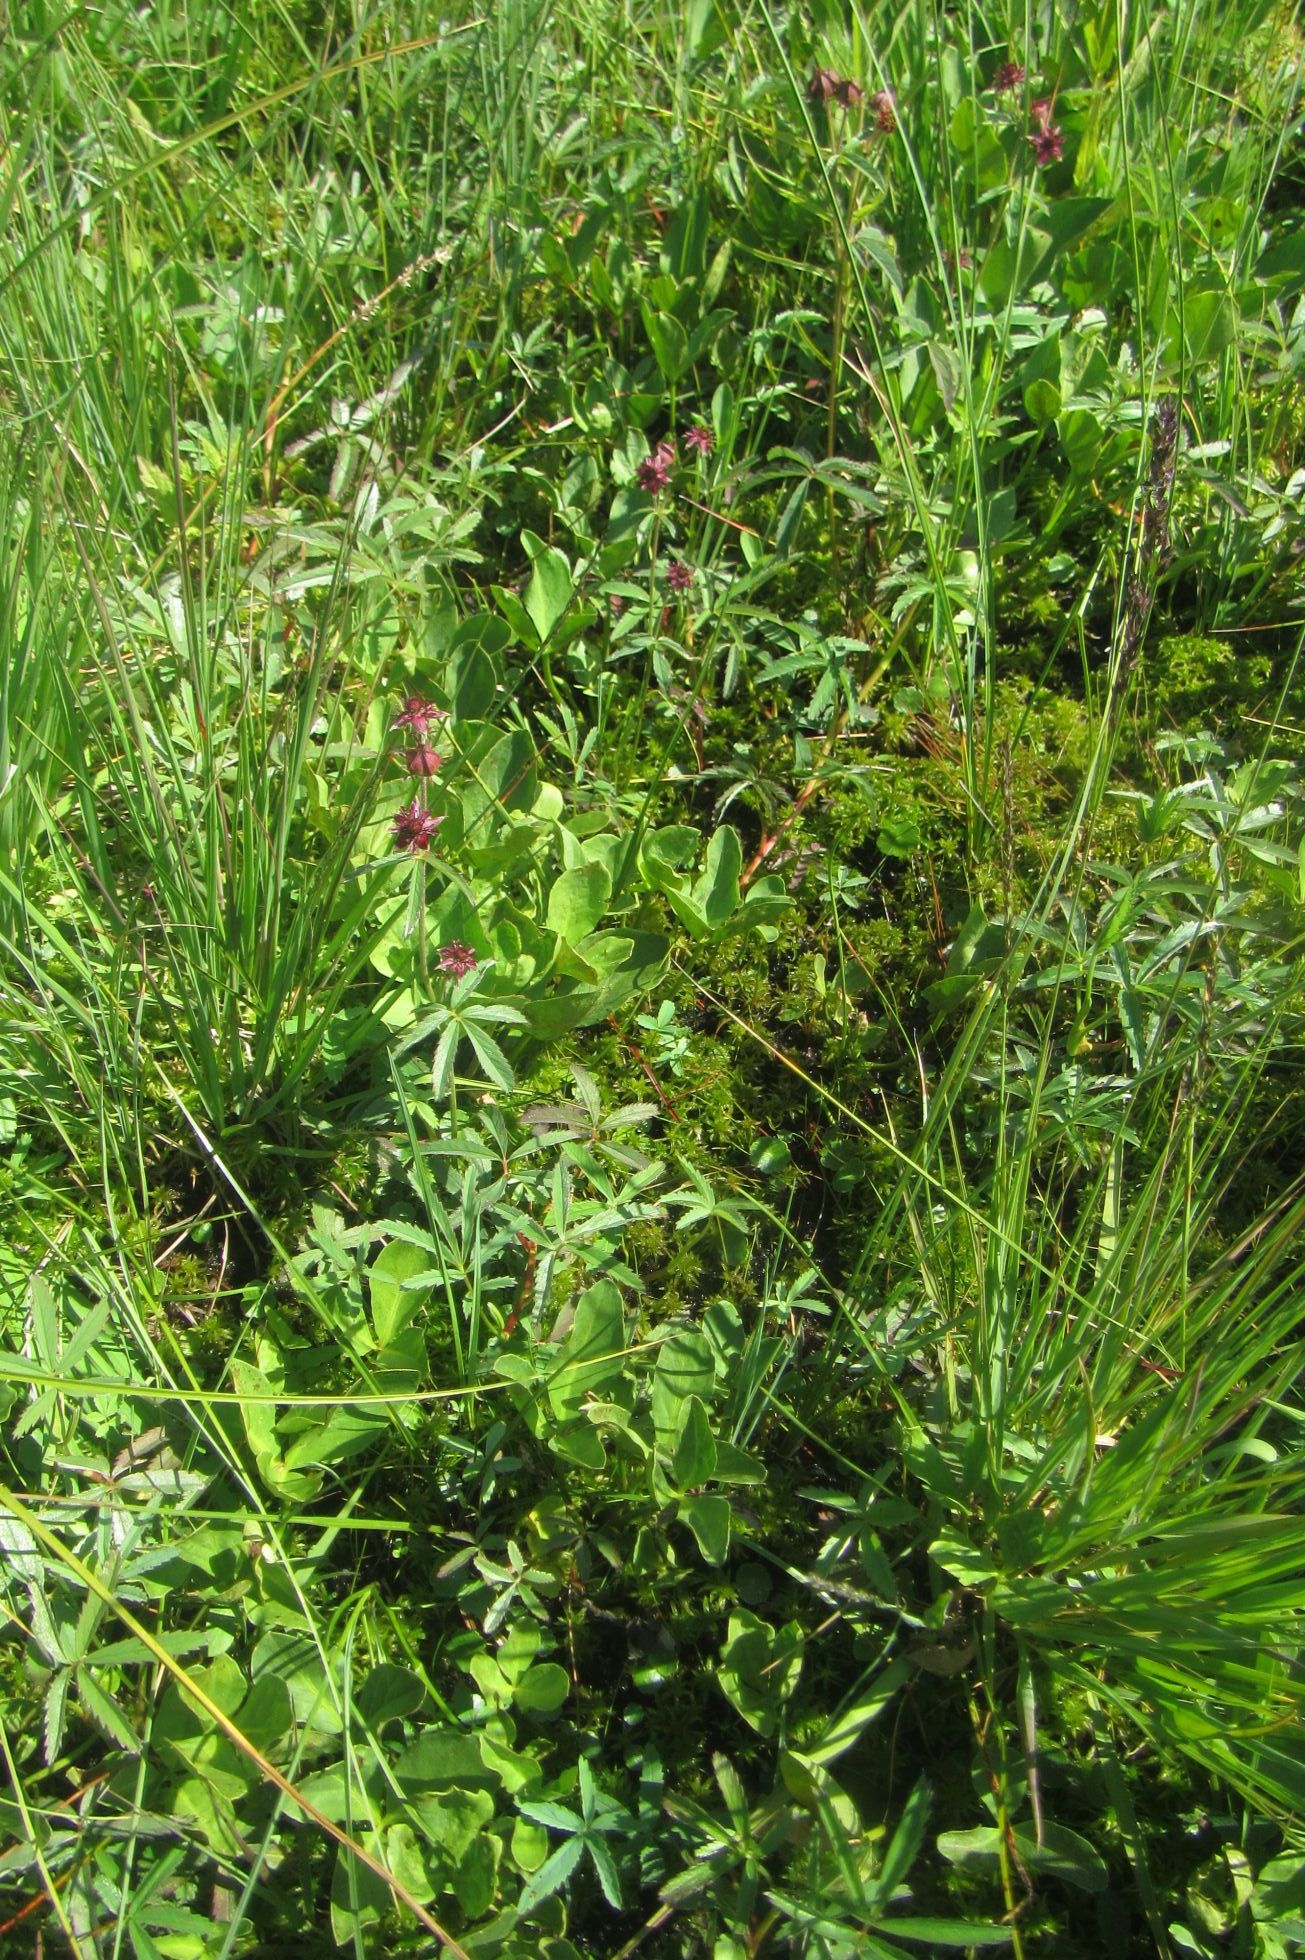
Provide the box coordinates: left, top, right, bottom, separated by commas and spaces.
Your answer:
827, 173, 852, 597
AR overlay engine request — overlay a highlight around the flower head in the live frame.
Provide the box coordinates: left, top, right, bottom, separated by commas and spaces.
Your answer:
438, 941, 478, 979
394, 696, 445, 736
391, 798, 443, 853
636, 437, 676, 494
1029, 115, 1063, 165
993, 59, 1026, 93
808, 66, 840, 104
1030, 97, 1055, 128
684, 423, 715, 457
833, 77, 864, 108
665, 559, 694, 594
406, 744, 443, 778
872, 89, 897, 134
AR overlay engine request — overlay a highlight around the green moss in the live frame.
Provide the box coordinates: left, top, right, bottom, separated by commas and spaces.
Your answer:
1146, 632, 1273, 735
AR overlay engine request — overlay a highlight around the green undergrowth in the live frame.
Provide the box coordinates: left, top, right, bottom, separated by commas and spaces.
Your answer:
2, 1, 1305, 1957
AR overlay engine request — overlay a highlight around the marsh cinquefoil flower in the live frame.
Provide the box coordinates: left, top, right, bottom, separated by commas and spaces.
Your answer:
1029, 97, 1063, 164
684, 424, 714, 457
993, 59, 1026, 92
394, 696, 445, 736
392, 799, 442, 853
665, 559, 694, 594
637, 438, 676, 493
438, 941, 478, 979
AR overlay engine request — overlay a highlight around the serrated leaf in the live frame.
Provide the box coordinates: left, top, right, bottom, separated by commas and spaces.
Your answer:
76, 1670, 140, 1752
516, 1831, 585, 1914
43, 1669, 69, 1764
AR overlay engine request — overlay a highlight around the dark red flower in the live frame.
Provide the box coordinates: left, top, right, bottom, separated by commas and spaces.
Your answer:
684, 423, 714, 457
808, 66, 840, 104
392, 799, 442, 853
406, 745, 443, 778
609, 592, 626, 617
636, 437, 676, 493
438, 941, 478, 978
1030, 96, 1055, 128
665, 559, 694, 593
394, 696, 445, 736
833, 77, 864, 108
1029, 118, 1063, 165
993, 60, 1026, 93
872, 89, 897, 134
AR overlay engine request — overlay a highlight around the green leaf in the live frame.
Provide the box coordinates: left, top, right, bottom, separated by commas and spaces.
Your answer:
523, 533, 574, 641
717, 1611, 804, 1732
465, 1022, 517, 1092
515, 1663, 570, 1718
517, 1831, 586, 1915
651, 1329, 715, 1449
546, 862, 612, 945
330, 1839, 390, 1945
237, 1673, 293, 1755
1059, 407, 1102, 478
693, 825, 742, 927
937, 1821, 1108, 1892
640, 305, 690, 384
251, 1630, 343, 1736
369, 1238, 433, 1345
409, 1785, 496, 1861
447, 643, 498, 721
385, 1821, 436, 1901
549, 1279, 626, 1419
804, 1660, 911, 1764
282, 1408, 386, 1473
678, 1492, 731, 1565
881, 1918, 1012, 1947
587, 1831, 624, 1908
76, 1670, 140, 1752
452, 1830, 500, 1916
356, 1664, 425, 1729
671, 1394, 718, 1488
